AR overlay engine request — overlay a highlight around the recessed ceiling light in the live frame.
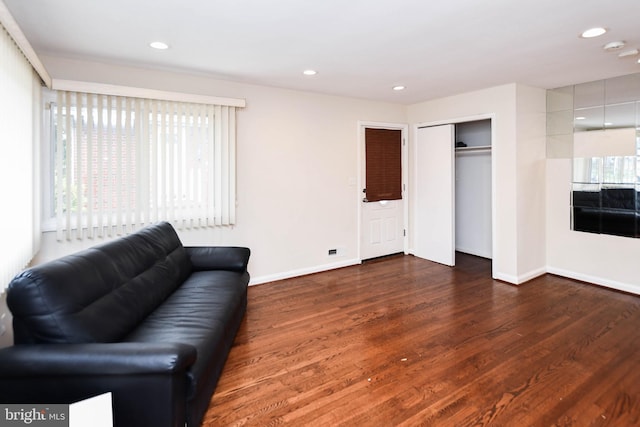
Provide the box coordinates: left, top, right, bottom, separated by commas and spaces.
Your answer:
303, 70, 317, 76
604, 122, 613, 126
604, 41, 625, 51
580, 27, 607, 38
149, 41, 169, 50
618, 49, 639, 58
392, 85, 405, 91
575, 116, 586, 120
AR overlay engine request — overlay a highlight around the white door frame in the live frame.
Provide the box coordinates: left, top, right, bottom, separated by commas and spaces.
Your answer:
411, 113, 496, 277
357, 121, 409, 261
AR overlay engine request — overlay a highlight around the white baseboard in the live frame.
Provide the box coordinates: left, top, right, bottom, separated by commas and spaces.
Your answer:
546, 266, 640, 295
518, 267, 547, 284
493, 267, 546, 285
492, 272, 518, 284
498, 265, 640, 295
250, 258, 361, 286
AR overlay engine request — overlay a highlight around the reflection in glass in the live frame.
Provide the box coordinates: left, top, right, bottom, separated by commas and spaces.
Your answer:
603, 156, 636, 184
574, 80, 604, 109
573, 106, 604, 131
604, 103, 636, 129
572, 155, 639, 237
561, 72, 640, 238
573, 157, 601, 185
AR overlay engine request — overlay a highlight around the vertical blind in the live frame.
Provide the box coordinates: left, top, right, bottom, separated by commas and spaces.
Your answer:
0, 24, 40, 290
54, 91, 238, 241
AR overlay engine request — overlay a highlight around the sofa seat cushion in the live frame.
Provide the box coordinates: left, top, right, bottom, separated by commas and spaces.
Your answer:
122, 270, 248, 399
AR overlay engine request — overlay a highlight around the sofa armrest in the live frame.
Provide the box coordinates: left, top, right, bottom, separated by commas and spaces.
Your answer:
0, 342, 196, 377
0, 342, 196, 427
184, 246, 250, 272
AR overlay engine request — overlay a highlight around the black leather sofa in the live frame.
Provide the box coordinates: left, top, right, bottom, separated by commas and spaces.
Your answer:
0, 222, 250, 427
573, 188, 640, 237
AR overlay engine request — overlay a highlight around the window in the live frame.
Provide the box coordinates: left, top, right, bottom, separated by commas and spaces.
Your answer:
49, 90, 239, 241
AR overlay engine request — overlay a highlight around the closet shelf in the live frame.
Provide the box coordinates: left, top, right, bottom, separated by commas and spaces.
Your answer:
455, 145, 492, 153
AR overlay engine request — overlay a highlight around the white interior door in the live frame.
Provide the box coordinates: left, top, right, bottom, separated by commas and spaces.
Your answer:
361, 199, 404, 260
360, 125, 405, 260
414, 124, 455, 266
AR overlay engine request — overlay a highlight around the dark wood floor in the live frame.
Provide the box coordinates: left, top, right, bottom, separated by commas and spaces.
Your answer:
203, 253, 640, 426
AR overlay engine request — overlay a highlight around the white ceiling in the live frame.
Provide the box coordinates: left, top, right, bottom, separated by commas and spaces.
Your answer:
4, 0, 640, 104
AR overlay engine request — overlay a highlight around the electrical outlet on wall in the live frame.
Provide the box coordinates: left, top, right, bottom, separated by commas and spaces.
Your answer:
327, 247, 346, 257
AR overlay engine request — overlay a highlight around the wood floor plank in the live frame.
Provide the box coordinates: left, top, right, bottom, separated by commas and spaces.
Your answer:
203, 254, 640, 426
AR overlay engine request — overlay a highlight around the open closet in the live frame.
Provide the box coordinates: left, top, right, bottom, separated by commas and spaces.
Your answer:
454, 119, 492, 259
414, 119, 492, 266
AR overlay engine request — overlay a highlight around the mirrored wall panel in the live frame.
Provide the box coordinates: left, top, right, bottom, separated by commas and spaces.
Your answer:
547, 72, 640, 238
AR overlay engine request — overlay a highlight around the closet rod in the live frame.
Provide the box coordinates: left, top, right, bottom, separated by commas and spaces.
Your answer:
455, 145, 492, 153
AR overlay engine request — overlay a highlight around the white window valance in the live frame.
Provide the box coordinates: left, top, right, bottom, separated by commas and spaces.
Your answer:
51, 79, 246, 108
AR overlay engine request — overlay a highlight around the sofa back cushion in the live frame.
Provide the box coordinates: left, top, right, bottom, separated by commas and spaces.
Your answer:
8, 222, 192, 344
601, 188, 637, 210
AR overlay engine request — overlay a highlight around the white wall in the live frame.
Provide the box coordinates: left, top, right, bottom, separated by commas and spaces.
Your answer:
515, 85, 547, 280
407, 84, 547, 284
34, 56, 407, 284
546, 158, 640, 292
